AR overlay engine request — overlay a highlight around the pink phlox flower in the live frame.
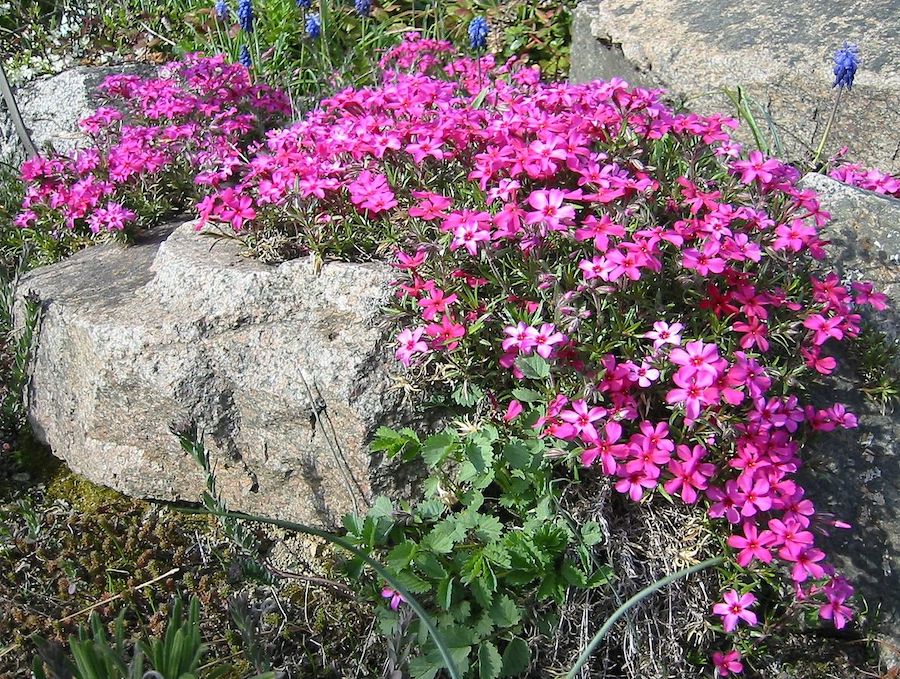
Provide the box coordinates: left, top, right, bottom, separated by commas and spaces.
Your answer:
768, 518, 814, 560
502, 321, 537, 354
623, 360, 660, 388
424, 315, 466, 350
731, 150, 782, 185
712, 650, 744, 677
643, 321, 684, 351
580, 421, 625, 474
503, 399, 523, 422
418, 288, 458, 321
732, 317, 769, 352
525, 188, 576, 232
681, 239, 726, 276
713, 590, 758, 632
559, 399, 607, 442
526, 323, 566, 359
790, 547, 827, 583
801, 346, 837, 375
851, 281, 888, 310
773, 219, 817, 252
727, 521, 776, 567
615, 461, 660, 501
381, 587, 406, 610
395, 327, 429, 366
707, 482, 742, 524
819, 576, 854, 629
393, 249, 428, 270
573, 213, 625, 251
663, 444, 715, 503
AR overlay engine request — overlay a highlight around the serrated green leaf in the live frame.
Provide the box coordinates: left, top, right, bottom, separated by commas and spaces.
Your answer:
452, 381, 485, 407
580, 521, 604, 547
501, 440, 531, 470
425, 520, 461, 554
474, 514, 503, 543
392, 569, 432, 595
510, 387, 543, 403
387, 541, 417, 570
515, 354, 550, 380
437, 577, 454, 610
417, 552, 449, 580
464, 436, 494, 474
489, 595, 521, 629
422, 431, 458, 468
500, 637, 531, 677
561, 562, 588, 587
478, 642, 503, 679
369, 495, 394, 519
471, 570, 496, 609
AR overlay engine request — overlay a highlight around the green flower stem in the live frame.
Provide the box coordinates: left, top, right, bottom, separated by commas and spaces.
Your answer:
565, 555, 724, 679
181, 507, 461, 679
812, 88, 843, 168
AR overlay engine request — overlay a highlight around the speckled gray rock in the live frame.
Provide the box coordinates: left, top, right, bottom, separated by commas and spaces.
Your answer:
0, 65, 152, 161
570, 0, 900, 172
16, 223, 409, 527
799, 174, 900, 659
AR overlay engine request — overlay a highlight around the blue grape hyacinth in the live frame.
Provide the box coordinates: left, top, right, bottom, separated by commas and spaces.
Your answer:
832, 42, 860, 90
214, 0, 229, 20
238, 45, 252, 68
237, 0, 254, 33
468, 16, 488, 51
296, 0, 311, 8
306, 13, 321, 39
355, 0, 372, 17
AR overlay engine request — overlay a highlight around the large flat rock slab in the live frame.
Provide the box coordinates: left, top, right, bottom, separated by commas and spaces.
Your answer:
799, 174, 900, 660
570, 0, 900, 172
16, 223, 407, 527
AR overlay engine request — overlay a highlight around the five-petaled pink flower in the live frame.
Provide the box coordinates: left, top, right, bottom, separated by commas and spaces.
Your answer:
713, 590, 758, 632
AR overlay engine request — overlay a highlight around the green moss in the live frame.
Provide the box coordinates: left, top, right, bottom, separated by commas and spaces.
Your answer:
44, 466, 129, 514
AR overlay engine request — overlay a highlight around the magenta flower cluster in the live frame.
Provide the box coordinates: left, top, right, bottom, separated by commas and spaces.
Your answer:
14, 34, 892, 671
16, 54, 289, 237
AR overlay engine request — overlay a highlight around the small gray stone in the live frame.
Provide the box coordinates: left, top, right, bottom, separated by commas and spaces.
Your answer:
16, 223, 412, 527
570, 0, 900, 172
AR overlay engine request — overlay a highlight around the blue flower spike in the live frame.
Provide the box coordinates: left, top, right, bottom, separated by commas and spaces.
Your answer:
832, 42, 860, 90
238, 45, 252, 68
468, 16, 488, 51
215, 0, 229, 20
237, 0, 254, 33
306, 13, 321, 39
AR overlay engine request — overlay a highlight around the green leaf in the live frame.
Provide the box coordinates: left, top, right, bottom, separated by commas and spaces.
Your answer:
501, 440, 532, 470
515, 354, 551, 380
369, 496, 394, 519
471, 570, 496, 609
478, 642, 503, 679
580, 521, 604, 547
425, 520, 462, 554
561, 562, 588, 587
437, 577, 454, 610
465, 436, 494, 474
510, 387, 543, 403
587, 565, 615, 588
417, 552, 449, 580
500, 637, 531, 677
489, 595, 521, 629
471, 86, 491, 109
452, 381, 485, 407
387, 541, 417, 570
422, 431, 458, 468
392, 569, 432, 595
